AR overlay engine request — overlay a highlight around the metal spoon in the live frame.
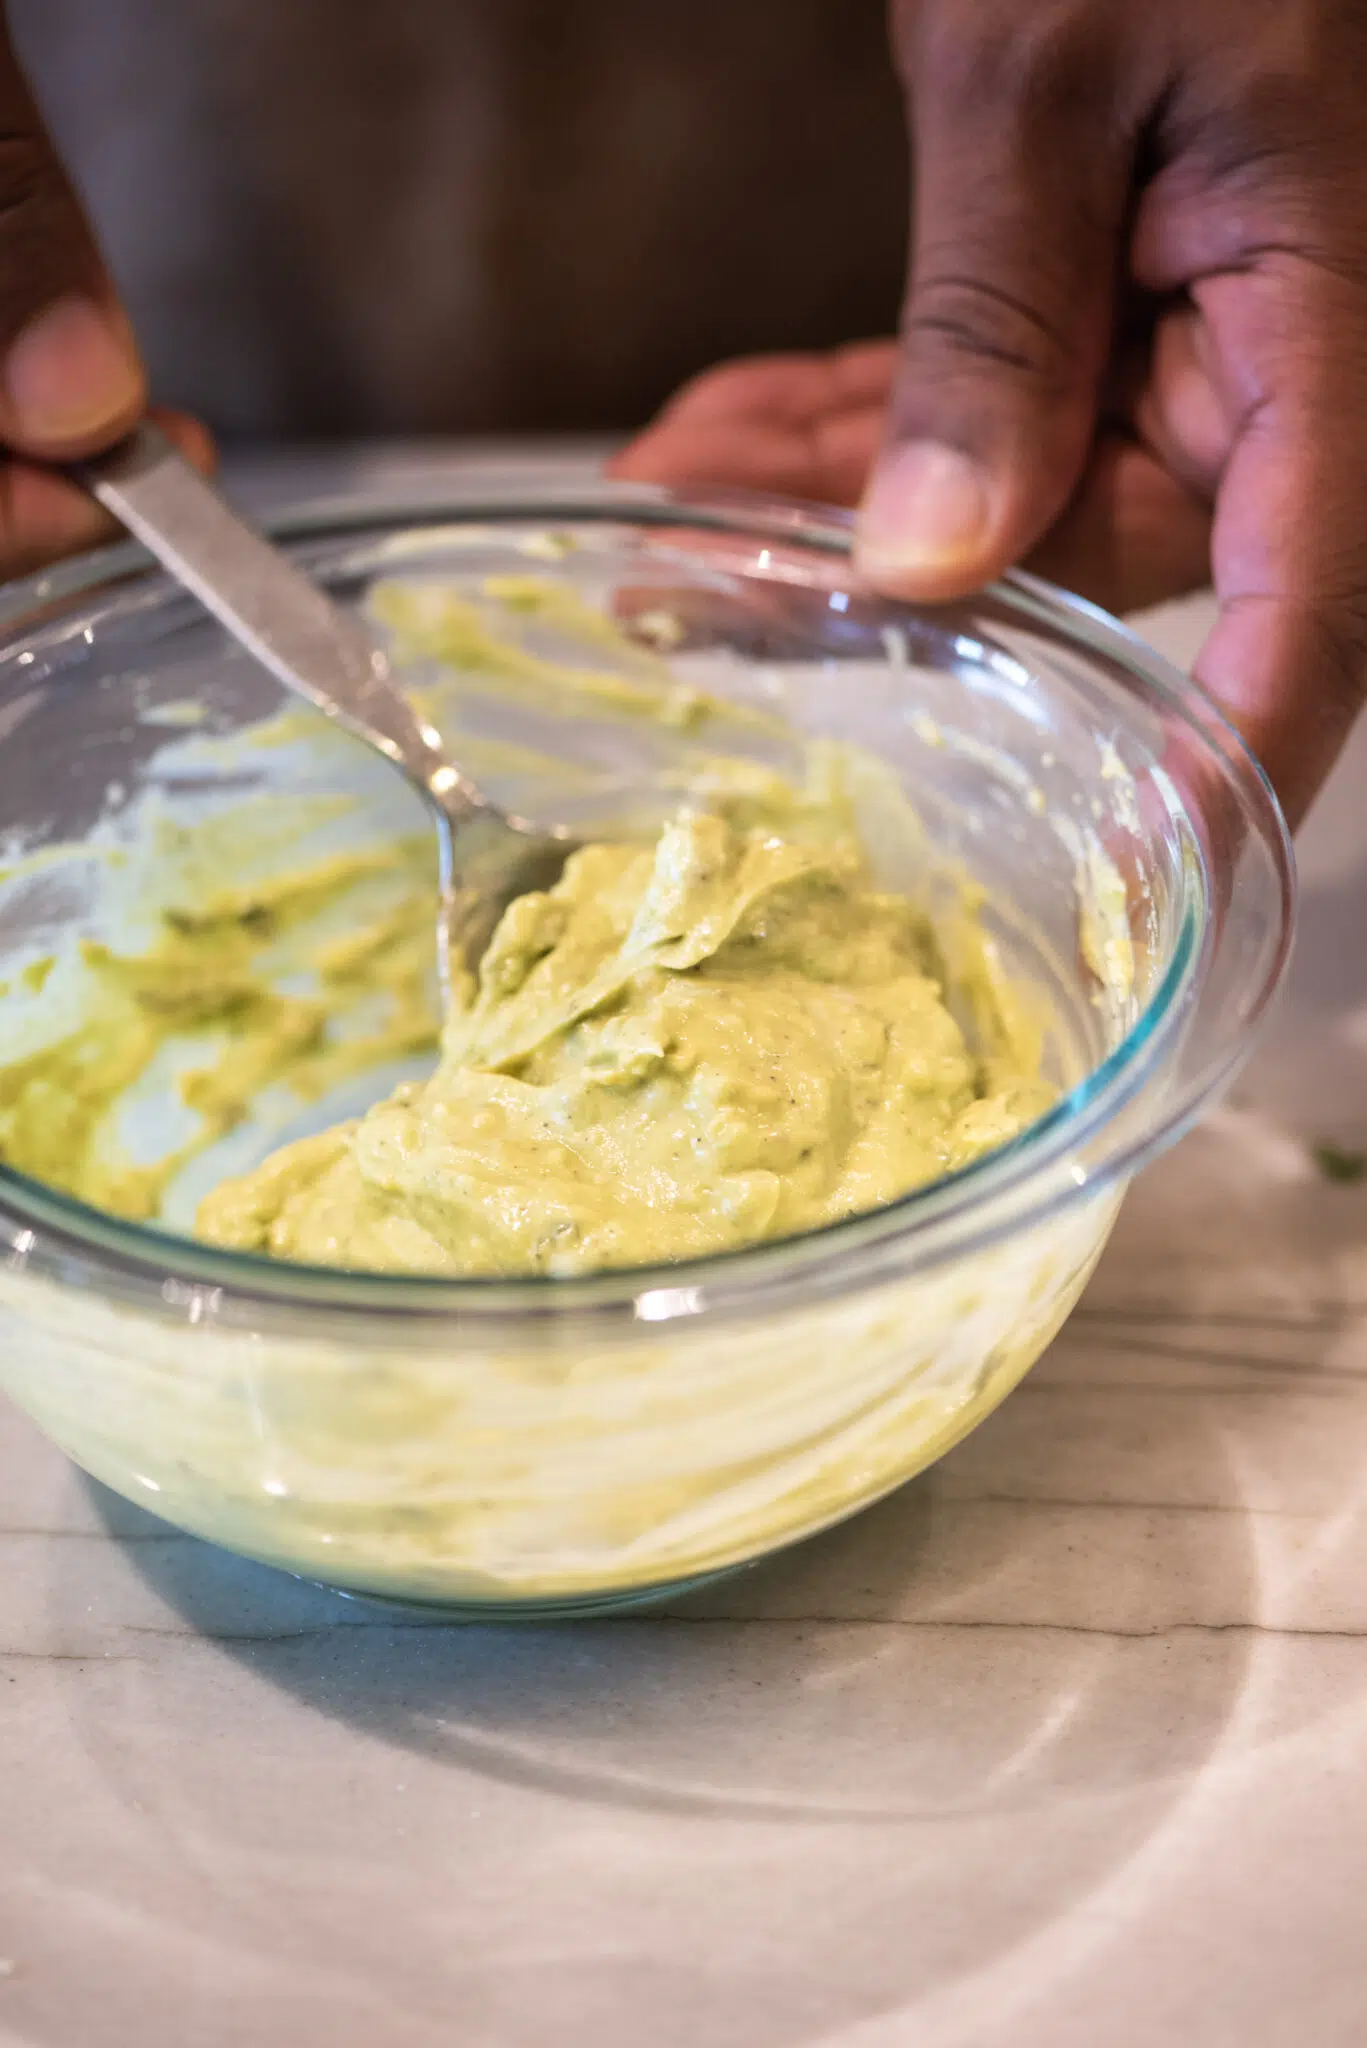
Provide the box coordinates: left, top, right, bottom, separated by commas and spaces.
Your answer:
79, 421, 579, 994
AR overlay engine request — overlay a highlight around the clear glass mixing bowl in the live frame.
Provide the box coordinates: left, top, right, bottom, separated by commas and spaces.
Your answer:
0, 482, 1294, 1615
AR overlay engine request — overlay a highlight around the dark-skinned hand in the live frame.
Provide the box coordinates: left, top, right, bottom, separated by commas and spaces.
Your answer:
0, 9, 211, 578
616, 0, 1367, 825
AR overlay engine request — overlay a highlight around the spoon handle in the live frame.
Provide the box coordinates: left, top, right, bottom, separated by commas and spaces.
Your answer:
79, 423, 574, 990
79, 422, 446, 783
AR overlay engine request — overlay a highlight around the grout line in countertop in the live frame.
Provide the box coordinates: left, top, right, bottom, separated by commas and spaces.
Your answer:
8, 1618, 1367, 1653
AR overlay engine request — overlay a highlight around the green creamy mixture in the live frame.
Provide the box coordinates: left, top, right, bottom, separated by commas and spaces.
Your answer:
0, 835, 439, 1221
0, 568, 1060, 1276
197, 800, 1053, 1276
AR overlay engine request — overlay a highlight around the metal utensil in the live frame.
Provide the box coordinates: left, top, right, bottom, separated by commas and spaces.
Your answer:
79, 422, 579, 992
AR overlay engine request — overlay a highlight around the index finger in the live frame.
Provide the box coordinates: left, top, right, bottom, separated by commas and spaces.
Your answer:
1191, 258, 1367, 826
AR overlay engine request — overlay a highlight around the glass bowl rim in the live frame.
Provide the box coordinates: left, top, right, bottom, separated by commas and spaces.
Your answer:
0, 478, 1295, 1323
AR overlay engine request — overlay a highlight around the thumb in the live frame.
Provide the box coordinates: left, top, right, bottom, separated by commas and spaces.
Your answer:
857, 10, 1141, 600
0, 21, 144, 459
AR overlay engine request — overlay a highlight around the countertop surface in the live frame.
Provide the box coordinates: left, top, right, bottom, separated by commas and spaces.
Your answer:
3, 446, 1366, 2048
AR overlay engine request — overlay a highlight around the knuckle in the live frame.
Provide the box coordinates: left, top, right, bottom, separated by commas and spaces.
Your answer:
902, 271, 1085, 395
1158, 12, 1367, 221
0, 130, 69, 237
0, 133, 51, 216
1248, 585, 1367, 735
0, 132, 98, 331
1311, 595, 1367, 720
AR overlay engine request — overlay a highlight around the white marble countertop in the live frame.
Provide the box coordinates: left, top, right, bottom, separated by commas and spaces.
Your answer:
3, 447, 1367, 2047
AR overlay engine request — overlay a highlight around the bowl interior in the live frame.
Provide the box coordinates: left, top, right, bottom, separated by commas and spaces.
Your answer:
0, 498, 1217, 1269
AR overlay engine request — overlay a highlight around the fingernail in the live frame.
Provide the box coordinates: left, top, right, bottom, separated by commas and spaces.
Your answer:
856, 441, 992, 584
5, 295, 143, 444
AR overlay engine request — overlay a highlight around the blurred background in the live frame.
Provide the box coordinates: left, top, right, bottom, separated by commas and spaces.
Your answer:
13, 0, 908, 443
